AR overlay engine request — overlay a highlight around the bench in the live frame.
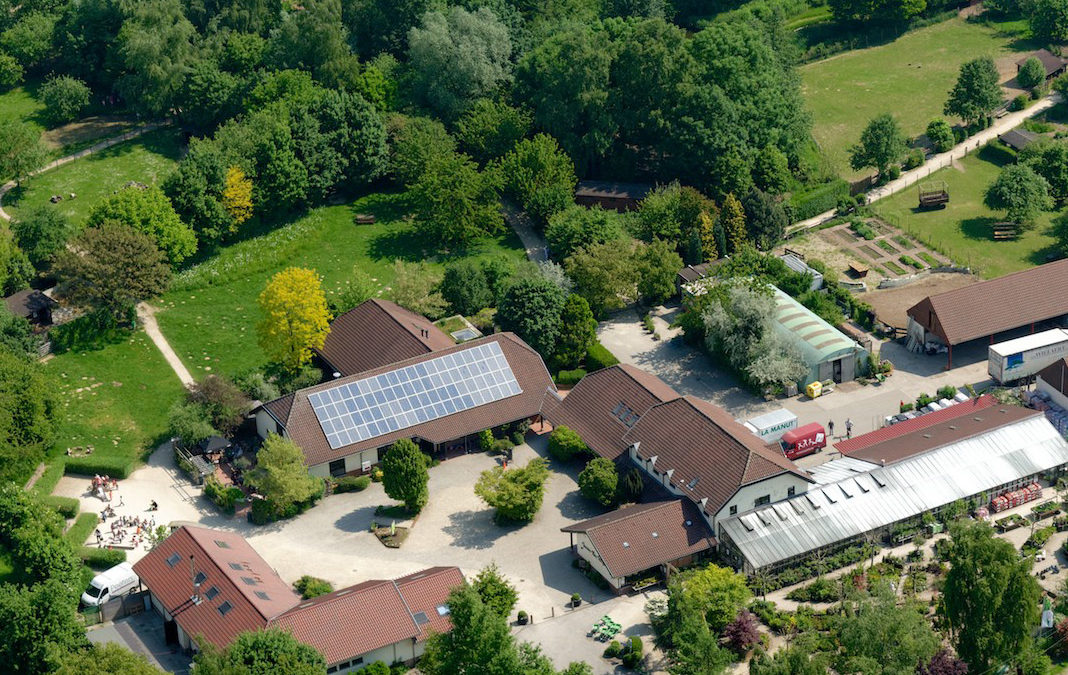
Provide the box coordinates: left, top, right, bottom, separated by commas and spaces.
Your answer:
354, 214, 376, 225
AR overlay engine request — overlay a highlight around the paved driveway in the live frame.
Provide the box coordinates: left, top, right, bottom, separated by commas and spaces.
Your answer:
88, 611, 192, 674
58, 432, 615, 620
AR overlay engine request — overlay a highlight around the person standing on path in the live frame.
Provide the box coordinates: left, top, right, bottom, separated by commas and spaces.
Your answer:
828, 420, 835, 438
845, 418, 853, 439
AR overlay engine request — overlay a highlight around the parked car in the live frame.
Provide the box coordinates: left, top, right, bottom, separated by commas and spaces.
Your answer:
81, 562, 138, 607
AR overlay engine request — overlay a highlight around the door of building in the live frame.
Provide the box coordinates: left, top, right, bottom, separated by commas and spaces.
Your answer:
832, 359, 843, 383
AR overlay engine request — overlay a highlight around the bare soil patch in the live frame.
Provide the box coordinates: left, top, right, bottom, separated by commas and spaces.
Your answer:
861, 272, 979, 329
41, 116, 136, 150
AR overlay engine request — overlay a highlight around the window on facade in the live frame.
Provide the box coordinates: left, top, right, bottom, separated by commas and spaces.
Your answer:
787, 486, 796, 497
329, 459, 346, 477
729, 505, 737, 515
755, 495, 771, 507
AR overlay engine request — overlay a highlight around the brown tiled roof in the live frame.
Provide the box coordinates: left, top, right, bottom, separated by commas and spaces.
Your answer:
273, 332, 555, 467
272, 567, 463, 667
907, 259, 1068, 345
999, 129, 1038, 151
261, 393, 295, 426
836, 395, 997, 460
1038, 358, 1068, 398
4, 288, 56, 318
561, 500, 715, 578
132, 526, 301, 649
316, 299, 454, 377
1018, 49, 1066, 76
543, 364, 679, 460
623, 396, 810, 519
840, 401, 1038, 465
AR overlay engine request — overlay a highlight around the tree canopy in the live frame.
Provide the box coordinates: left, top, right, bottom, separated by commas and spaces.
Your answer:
245, 434, 322, 509
983, 163, 1052, 228
849, 113, 906, 177
256, 267, 331, 373
380, 438, 430, 512
944, 57, 1002, 125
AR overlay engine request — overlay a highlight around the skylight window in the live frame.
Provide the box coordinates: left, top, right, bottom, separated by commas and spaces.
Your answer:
214, 540, 231, 549
254, 591, 271, 601
218, 601, 233, 616
165, 553, 181, 568
436, 605, 450, 616
194, 571, 207, 585
413, 612, 429, 625
241, 576, 257, 586
205, 586, 220, 600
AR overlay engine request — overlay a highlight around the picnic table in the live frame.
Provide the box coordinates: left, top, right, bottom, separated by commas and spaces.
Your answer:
590, 615, 620, 641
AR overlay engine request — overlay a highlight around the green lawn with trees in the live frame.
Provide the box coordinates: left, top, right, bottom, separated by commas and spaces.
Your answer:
0, 83, 44, 130
3, 128, 182, 224
156, 193, 527, 379
874, 145, 1060, 277
802, 17, 1033, 178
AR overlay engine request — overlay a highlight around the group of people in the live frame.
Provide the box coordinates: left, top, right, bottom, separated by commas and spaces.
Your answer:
96, 513, 157, 549
91, 474, 119, 502
827, 418, 854, 440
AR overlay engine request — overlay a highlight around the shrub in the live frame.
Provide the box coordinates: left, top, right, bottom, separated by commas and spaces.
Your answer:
584, 341, 619, 371
785, 576, 839, 602
371, 468, 384, 482
850, 221, 877, 240
1010, 94, 1029, 112
548, 426, 587, 462
41, 495, 79, 519
32, 461, 65, 497
1018, 57, 1046, 90
294, 575, 333, 598
604, 640, 622, 658
80, 547, 127, 569
490, 438, 514, 455
204, 476, 245, 514
64, 456, 138, 479
40, 75, 90, 125
333, 475, 371, 493
886, 165, 901, 180
578, 457, 618, 506
936, 385, 957, 400
903, 149, 925, 170
556, 368, 586, 387
788, 179, 850, 220
926, 119, 954, 153
64, 512, 99, 545
361, 663, 391, 675
622, 636, 643, 668
510, 430, 525, 446
478, 429, 494, 452
916, 393, 934, 408
900, 402, 915, 413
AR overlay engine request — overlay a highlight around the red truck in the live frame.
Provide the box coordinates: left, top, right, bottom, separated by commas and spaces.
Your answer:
779, 423, 827, 460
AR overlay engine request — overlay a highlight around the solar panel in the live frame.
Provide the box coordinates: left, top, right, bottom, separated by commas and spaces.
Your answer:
309, 342, 523, 450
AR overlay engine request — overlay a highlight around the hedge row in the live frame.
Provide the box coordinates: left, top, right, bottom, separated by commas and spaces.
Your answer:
585, 341, 620, 371
31, 461, 66, 496
64, 456, 138, 479
41, 495, 79, 519
556, 368, 586, 387
79, 546, 127, 570
787, 180, 850, 221
65, 512, 100, 546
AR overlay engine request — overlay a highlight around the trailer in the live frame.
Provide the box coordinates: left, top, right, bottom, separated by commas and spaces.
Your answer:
918, 181, 949, 209
742, 409, 798, 443
988, 329, 1068, 383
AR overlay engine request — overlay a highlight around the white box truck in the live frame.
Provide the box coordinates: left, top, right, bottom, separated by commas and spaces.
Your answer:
988, 329, 1068, 383
743, 409, 799, 443
81, 562, 138, 607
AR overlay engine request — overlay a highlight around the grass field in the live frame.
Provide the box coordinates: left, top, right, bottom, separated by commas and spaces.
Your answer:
873, 145, 1061, 278
0, 83, 45, 131
156, 191, 529, 378
45, 330, 187, 476
3, 127, 183, 224
802, 17, 1034, 178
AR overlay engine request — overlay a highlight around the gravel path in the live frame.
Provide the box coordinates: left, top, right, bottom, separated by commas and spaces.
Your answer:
137, 303, 194, 388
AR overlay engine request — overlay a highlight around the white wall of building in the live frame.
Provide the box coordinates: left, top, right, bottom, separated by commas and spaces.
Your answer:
572, 532, 624, 589
1038, 376, 1068, 411
255, 410, 279, 439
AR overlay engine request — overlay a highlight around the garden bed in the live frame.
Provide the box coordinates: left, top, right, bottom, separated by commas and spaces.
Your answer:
996, 513, 1027, 532
373, 525, 409, 548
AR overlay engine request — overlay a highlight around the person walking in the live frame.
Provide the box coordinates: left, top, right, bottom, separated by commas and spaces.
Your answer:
845, 418, 853, 439
828, 420, 835, 438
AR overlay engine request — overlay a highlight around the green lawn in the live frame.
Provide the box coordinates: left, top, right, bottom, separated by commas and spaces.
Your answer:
156, 191, 528, 378
873, 145, 1061, 278
0, 83, 45, 131
802, 17, 1034, 178
3, 128, 183, 224
45, 330, 187, 476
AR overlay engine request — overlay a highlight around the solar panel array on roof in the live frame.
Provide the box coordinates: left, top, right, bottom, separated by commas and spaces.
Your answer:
308, 341, 522, 450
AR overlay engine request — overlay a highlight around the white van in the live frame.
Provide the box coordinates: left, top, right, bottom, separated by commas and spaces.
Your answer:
81, 562, 139, 607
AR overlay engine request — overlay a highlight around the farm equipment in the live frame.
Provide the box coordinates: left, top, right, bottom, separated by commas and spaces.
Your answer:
918, 181, 949, 209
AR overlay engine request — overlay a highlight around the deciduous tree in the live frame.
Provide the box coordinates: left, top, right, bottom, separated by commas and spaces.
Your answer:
983, 163, 1052, 228
1021, 139, 1068, 204
497, 277, 565, 358
941, 521, 1040, 673
496, 133, 577, 227
386, 259, 448, 319
0, 120, 45, 185
926, 118, 954, 153
565, 240, 638, 318
545, 204, 626, 260
56, 643, 161, 675
674, 564, 751, 632
836, 588, 940, 674
753, 145, 791, 194
192, 627, 325, 675
457, 98, 531, 165
12, 207, 75, 267
39, 75, 91, 125
0, 351, 57, 484
0, 579, 86, 675
388, 115, 456, 187
420, 583, 523, 674
547, 425, 588, 462
472, 563, 518, 618
441, 259, 493, 316
116, 0, 198, 116
945, 57, 1003, 126
636, 238, 683, 306
474, 457, 550, 523
86, 185, 197, 264
380, 438, 430, 513
1028, 0, 1068, 44
1017, 56, 1046, 89
849, 113, 906, 177
256, 267, 331, 373
721, 193, 747, 254
162, 139, 233, 245
245, 434, 322, 510
0, 51, 21, 89
407, 6, 513, 120
410, 152, 502, 248
578, 457, 617, 506
222, 166, 254, 227
54, 222, 171, 320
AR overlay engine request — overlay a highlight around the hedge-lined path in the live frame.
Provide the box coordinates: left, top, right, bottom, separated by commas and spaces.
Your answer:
0, 120, 170, 222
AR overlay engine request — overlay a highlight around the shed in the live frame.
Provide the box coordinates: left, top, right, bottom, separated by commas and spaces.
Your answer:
779, 253, 823, 291
675, 259, 727, 296
1017, 49, 1067, 81
4, 288, 57, 327
771, 286, 867, 384
999, 128, 1039, 152
574, 181, 653, 211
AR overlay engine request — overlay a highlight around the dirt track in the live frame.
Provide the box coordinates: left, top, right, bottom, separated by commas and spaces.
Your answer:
860, 272, 979, 329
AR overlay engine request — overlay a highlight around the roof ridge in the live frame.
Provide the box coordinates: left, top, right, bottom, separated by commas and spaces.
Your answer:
583, 500, 678, 531
931, 258, 1068, 305
392, 579, 423, 638
370, 298, 428, 342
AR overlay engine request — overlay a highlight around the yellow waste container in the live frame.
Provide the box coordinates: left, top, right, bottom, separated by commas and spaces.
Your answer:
805, 381, 822, 399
